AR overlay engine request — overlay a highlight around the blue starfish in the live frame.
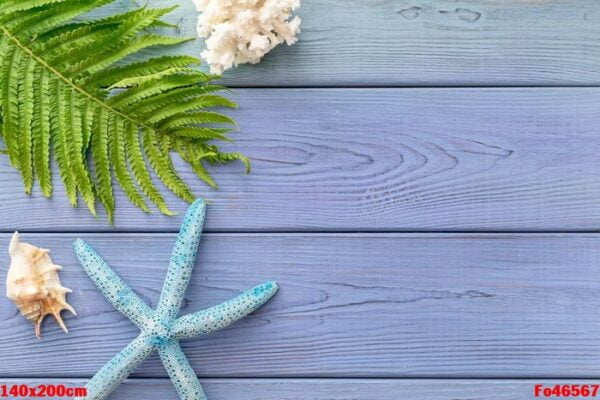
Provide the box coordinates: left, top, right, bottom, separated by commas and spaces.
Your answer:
72, 199, 278, 400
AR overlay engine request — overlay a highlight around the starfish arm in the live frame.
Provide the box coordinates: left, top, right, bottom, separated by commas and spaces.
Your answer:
73, 239, 155, 330
157, 198, 206, 319
75, 334, 154, 400
159, 341, 207, 400
173, 281, 278, 339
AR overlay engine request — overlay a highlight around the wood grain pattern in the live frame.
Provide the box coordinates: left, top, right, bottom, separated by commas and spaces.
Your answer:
2, 89, 600, 232
2, 233, 600, 378
93, 0, 600, 86
1, 379, 595, 400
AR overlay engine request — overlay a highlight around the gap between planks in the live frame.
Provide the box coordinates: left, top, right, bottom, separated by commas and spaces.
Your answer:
1, 231, 599, 235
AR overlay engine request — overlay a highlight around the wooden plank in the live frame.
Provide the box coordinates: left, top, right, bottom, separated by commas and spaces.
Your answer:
89, 0, 600, 86
2, 233, 600, 377
2, 379, 598, 400
2, 88, 600, 232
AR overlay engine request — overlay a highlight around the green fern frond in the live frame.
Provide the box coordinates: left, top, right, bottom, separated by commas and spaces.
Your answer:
176, 140, 218, 189
91, 107, 114, 222
126, 120, 175, 216
88, 55, 200, 89
207, 151, 252, 174
143, 128, 195, 203
0, 0, 247, 220
108, 114, 149, 213
173, 127, 233, 142
32, 67, 52, 197
17, 56, 35, 194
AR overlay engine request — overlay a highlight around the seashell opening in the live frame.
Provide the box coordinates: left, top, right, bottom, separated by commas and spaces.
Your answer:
6, 232, 77, 338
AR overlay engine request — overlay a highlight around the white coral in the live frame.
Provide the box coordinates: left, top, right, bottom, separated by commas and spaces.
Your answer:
193, 0, 301, 74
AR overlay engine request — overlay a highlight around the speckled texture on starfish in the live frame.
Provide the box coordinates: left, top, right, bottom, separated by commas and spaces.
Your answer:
72, 199, 278, 400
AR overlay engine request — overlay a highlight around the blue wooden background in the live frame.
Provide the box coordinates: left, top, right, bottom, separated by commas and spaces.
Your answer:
2, 0, 600, 399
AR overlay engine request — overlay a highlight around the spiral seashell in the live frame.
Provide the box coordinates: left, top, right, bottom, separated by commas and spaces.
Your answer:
6, 232, 76, 338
